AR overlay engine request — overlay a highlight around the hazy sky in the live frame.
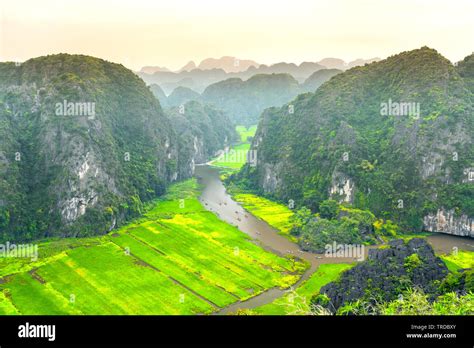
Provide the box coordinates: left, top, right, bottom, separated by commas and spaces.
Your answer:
1, 0, 472, 71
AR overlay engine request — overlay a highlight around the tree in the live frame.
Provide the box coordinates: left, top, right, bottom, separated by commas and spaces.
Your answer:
319, 199, 339, 220
0, 208, 10, 229
289, 207, 313, 236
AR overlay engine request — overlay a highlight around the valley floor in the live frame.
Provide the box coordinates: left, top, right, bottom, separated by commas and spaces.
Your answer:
1, 125, 472, 315
0, 180, 304, 315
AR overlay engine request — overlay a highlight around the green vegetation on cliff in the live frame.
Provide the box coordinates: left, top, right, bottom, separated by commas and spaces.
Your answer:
0, 54, 181, 241
202, 74, 301, 126
236, 47, 474, 233
0, 55, 237, 242
166, 100, 238, 177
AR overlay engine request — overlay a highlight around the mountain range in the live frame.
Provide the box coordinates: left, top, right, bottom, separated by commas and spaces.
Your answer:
2, 48, 471, 243
140, 56, 259, 75
150, 69, 343, 125
138, 56, 379, 94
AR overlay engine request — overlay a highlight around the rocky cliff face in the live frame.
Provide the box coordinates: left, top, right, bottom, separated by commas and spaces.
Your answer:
329, 172, 355, 204
261, 162, 283, 193
165, 100, 237, 179
0, 54, 232, 242
423, 208, 474, 238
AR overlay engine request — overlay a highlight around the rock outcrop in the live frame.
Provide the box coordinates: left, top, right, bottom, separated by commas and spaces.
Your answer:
320, 238, 449, 311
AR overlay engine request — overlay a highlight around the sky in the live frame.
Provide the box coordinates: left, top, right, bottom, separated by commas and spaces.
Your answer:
0, 0, 472, 71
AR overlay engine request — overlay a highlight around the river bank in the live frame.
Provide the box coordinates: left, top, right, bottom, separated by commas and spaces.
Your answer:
195, 164, 474, 314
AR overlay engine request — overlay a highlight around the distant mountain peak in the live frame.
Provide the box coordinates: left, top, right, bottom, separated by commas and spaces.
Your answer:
197, 56, 259, 73
178, 60, 196, 72
140, 65, 171, 74
347, 57, 381, 68
317, 58, 347, 69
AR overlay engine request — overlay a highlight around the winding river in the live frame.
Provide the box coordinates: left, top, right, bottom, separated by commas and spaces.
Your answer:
194, 164, 474, 313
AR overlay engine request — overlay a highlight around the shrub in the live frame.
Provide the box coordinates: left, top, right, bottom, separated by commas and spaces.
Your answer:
404, 254, 422, 272
318, 199, 340, 219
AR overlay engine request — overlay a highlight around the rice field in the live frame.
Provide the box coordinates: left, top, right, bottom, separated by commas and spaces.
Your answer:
233, 193, 296, 241
440, 250, 474, 272
0, 179, 303, 315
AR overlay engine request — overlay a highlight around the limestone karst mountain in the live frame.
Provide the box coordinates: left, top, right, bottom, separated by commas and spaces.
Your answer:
202, 73, 301, 126
236, 47, 473, 236
0, 54, 235, 242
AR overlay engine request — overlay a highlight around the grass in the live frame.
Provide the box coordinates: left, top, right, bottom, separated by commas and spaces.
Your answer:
252, 263, 353, 315
0, 179, 304, 315
441, 250, 474, 272
236, 125, 257, 143
233, 193, 297, 242
394, 232, 433, 241
211, 125, 256, 170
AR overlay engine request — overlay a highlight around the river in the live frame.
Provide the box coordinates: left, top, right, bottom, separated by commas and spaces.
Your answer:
194, 164, 474, 313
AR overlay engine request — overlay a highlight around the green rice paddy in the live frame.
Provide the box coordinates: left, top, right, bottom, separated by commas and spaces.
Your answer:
236, 125, 257, 143
0, 179, 303, 315
233, 193, 296, 242
441, 250, 474, 272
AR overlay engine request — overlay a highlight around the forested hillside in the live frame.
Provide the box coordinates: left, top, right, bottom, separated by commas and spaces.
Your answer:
202, 73, 300, 125
235, 47, 474, 236
0, 54, 235, 242
166, 101, 238, 178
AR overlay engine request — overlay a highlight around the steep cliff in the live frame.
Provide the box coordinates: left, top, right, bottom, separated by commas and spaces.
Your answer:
165, 100, 238, 178
423, 208, 473, 238
0, 54, 229, 242
237, 47, 473, 235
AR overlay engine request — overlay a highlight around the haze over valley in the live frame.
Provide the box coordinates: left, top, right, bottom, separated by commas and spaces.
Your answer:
0, 0, 472, 318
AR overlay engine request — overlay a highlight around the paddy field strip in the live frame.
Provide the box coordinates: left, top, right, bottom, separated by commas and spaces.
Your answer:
440, 250, 474, 272
233, 193, 296, 242
0, 179, 304, 315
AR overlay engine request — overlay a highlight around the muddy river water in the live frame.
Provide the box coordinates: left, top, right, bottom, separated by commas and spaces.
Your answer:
194, 164, 474, 313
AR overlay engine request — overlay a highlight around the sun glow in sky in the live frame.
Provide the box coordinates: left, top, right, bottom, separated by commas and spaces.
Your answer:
1, 0, 472, 70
